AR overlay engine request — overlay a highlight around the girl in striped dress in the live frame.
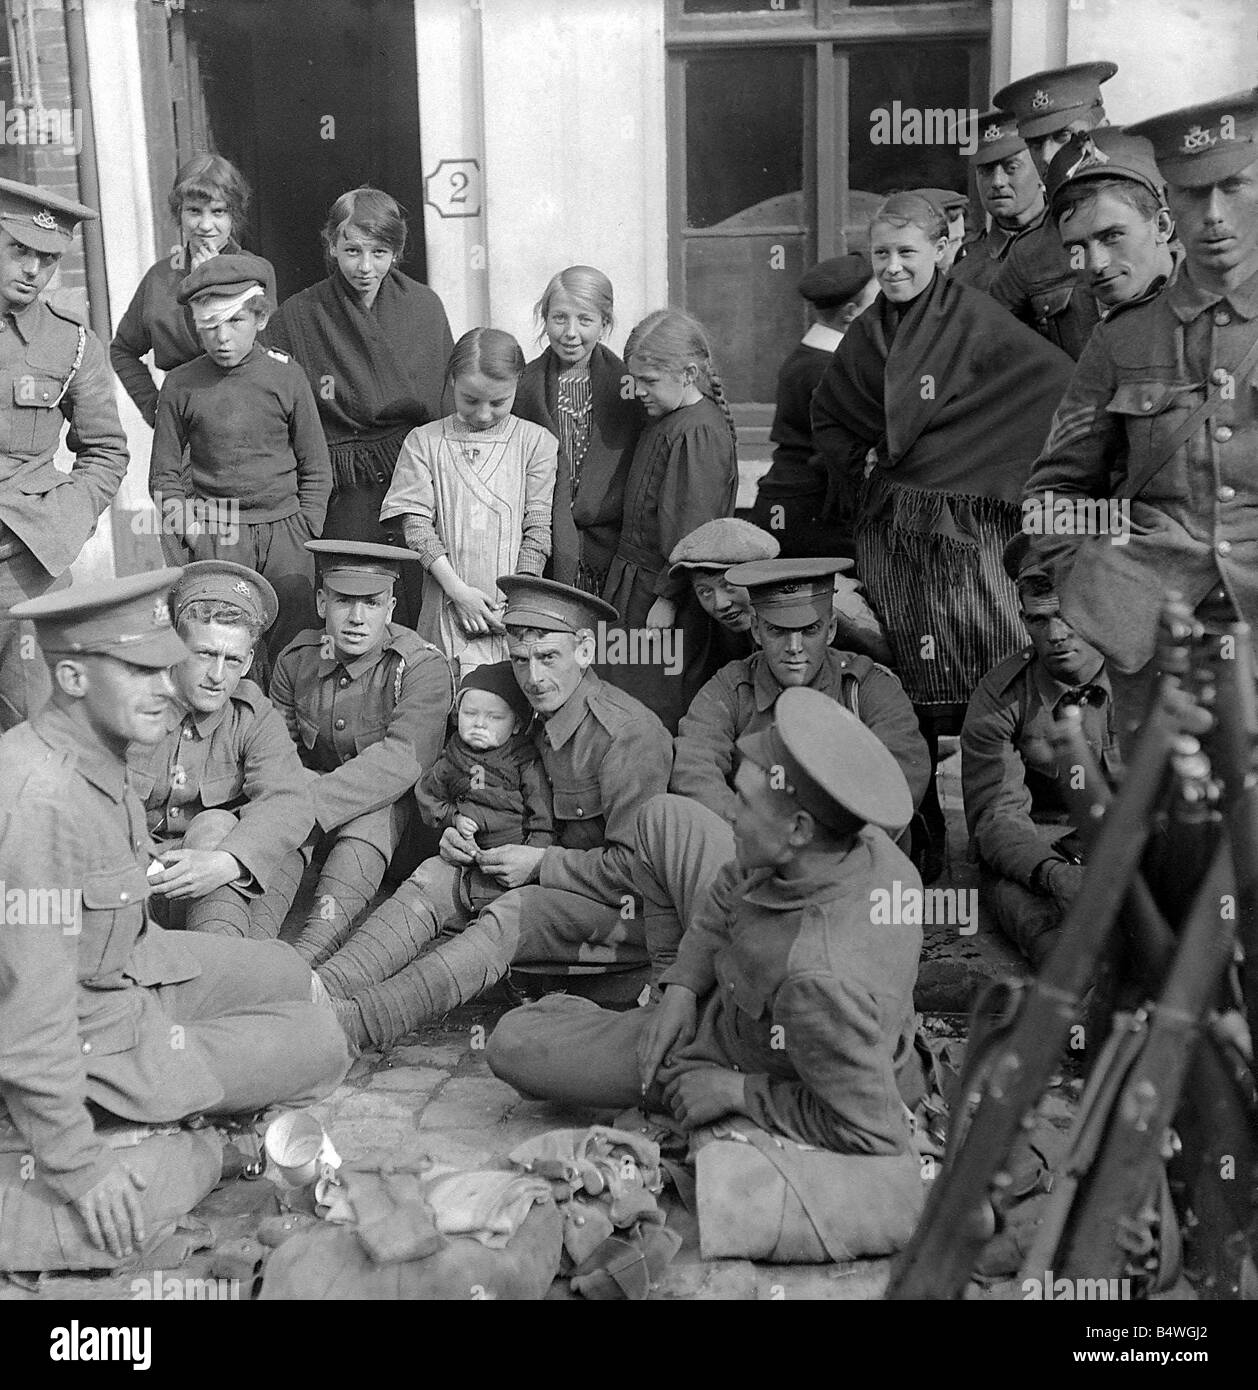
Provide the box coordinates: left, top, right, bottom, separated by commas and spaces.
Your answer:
381, 329, 557, 675
513, 266, 643, 594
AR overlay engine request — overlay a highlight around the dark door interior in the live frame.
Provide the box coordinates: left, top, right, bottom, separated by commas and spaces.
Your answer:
181, 0, 427, 301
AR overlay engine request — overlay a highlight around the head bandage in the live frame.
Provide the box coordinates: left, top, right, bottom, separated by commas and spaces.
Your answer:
192, 284, 265, 329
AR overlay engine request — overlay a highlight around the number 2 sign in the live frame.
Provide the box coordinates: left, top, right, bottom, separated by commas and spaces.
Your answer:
424, 158, 482, 219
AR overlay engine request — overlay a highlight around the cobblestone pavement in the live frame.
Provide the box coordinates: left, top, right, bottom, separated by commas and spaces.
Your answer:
5, 743, 1073, 1302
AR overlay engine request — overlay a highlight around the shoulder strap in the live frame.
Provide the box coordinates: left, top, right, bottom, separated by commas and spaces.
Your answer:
1120, 329, 1258, 500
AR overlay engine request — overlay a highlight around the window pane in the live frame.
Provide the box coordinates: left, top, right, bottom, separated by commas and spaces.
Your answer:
846, 42, 972, 244
683, 0, 803, 12
685, 234, 807, 404
685, 50, 805, 229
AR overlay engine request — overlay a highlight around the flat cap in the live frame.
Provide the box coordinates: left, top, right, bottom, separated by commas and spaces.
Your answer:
737, 686, 912, 832
724, 556, 853, 629
994, 61, 1118, 140
1046, 128, 1165, 215
1128, 89, 1258, 187
797, 254, 873, 306
12, 568, 190, 669
498, 575, 618, 634
307, 539, 421, 595
0, 176, 97, 255
169, 560, 279, 634
668, 517, 780, 579
1003, 533, 1057, 613
176, 252, 273, 306
971, 108, 1028, 166
913, 187, 970, 214
457, 659, 532, 725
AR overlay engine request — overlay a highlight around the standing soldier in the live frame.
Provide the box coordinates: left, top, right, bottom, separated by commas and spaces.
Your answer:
1025, 90, 1258, 744
268, 540, 454, 963
989, 63, 1118, 357
129, 560, 314, 937
950, 110, 1046, 293
0, 180, 128, 731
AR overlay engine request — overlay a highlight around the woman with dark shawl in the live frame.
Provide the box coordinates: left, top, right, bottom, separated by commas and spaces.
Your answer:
811, 192, 1074, 876
512, 265, 642, 594
266, 187, 453, 629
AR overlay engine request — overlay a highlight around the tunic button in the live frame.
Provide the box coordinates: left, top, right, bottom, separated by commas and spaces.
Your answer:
81, 1041, 92, 1055
339, 676, 349, 687
183, 727, 194, 738
1212, 368, 1231, 386
119, 892, 129, 902
1140, 399, 1154, 411
1218, 485, 1236, 502
40, 391, 49, 400
334, 717, 346, 731
575, 807, 583, 817
1214, 425, 1233, 443
1217, 540, 1233, 557
1214, 308, 1232, 326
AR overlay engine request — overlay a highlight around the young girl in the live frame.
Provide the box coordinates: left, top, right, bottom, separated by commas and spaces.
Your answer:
380, 329, 558, 673
600, 309, 738, 731
513, 266, 642, 593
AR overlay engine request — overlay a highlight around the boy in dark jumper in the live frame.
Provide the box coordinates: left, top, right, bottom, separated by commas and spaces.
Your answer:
316, 660, 555, 1005
150, 252, 331, 659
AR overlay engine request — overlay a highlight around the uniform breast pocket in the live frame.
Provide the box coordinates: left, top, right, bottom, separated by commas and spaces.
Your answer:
1029, 283, 1074, 325
353, 723, 387, 755
1106, 379, 1200, 493
199, 772, 244, 808
551, 779, 604, 825
79, 863, 150, 981
9, 375, 66, 456
715, 953, 769, 1020
294, 709, 320, 752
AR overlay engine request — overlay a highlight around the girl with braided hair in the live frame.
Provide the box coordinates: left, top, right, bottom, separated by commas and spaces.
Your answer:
600, 308, 738, 731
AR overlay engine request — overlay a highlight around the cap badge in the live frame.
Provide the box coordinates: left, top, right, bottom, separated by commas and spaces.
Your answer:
1181, 124, 1217, 154
778, 582, 804, 595
152, 597, 171, 628
983, 123, 1002, 143
31, 210, 58, 231
233, 581, 251, 596
1031, 89, 1050, 111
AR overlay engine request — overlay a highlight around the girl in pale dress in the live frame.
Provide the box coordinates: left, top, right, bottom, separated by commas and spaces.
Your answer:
381, 329, 557, 674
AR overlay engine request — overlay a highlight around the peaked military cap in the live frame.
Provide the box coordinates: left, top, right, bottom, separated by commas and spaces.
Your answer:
1128, 89, 1258, 187
12, 568, 190, 668
169, 560, 279, 634
668, 517, 780, 578
797, 254, 873, 306
307, 539, 421, 595
0, 177, 97, 256
913, 187, 970, 214
457, 659, 532, 724
737, 685, 912, 832
176, 252, 273, 306
497, 575, 618, 634
1045, 127, 1165, 216
724, 557, 854, 629
994, 61, 1118, 140
1003, 534, 1058, 613
971, 108, 1028, 166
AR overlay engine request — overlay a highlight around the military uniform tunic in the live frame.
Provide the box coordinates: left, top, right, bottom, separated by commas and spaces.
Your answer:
671, 649, 930, 824
127, 677, 314, 890
989, 217, 1101, 360
0, 705, 347, 1202
950, 220, 1033, 294
0, 298, 128, 728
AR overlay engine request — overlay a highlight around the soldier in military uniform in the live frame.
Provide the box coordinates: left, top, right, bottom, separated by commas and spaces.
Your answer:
327, 576, 736, 1054
951, 110, 1047, 293
914, 188, 970, 272
268, 540, 454, 963
1043, 128, 1177, 317
0, 179, 128, 732
488, 687, 925, 1181
0, 570, 347, 1264
128, 561, 314, 937
961, 536, 1120, 968
1024, 91, 1258, 746
671, 558, 928, 828
989, 63, 1118, 357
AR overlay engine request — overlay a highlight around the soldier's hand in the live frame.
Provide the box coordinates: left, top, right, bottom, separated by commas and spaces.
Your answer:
73, 1162, 148, 1259
438, 825, 479, 866
453, 815, 480, 842
477, 844, 545, 889
1045, 861, 1084, 910
664, 1067, 745, 1131
638, 985, 697, 1091
148, 849, 242, 899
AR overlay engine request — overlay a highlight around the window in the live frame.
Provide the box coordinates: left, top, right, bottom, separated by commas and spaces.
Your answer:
667, 0, 991, 410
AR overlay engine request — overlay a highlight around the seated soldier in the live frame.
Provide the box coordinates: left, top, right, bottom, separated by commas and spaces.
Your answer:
488, 688, 925, 1208
961, 535, 1121, 969
324, 576, 736, 1055
268, 540, 455, 965
130, 561, 314, 937
671, 557, 928, 827
0, 571, 347, 1267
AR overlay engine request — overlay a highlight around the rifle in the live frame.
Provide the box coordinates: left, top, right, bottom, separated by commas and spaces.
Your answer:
886, 603, 1201, 1299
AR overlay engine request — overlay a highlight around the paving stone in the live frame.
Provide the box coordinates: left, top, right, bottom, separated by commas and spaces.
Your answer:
416, 1076, 521, 1130
385, 1042, 467, 1071
368, 1065, 447, 1095
332, 1090, 421, 1124
330, 1119, 421, 1161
